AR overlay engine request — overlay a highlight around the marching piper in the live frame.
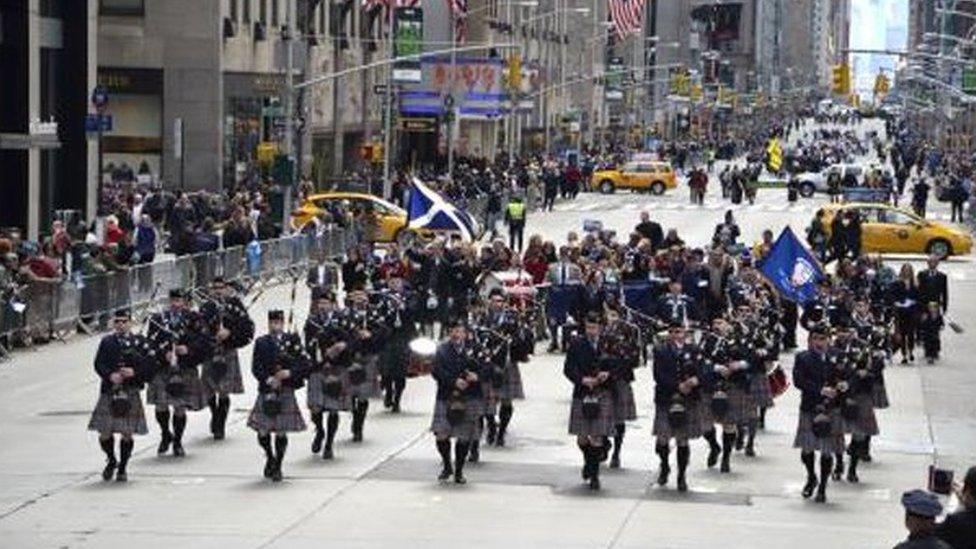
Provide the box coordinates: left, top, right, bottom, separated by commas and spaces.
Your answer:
344, 289, 390, 442
699, 317, 751, 473
603, 308, 639, 469
834, 326, 879, 484
792, 328, 846, 503
652, 323, 706, 492
564, 313, 615, 490
146, 289, 209, 457
476, 288, 525, 449
199, 277, 255, 440
87, 309, 152, 482
431, 319, 487, 484
303, 287, 349, 459
378, 275, 418, 413
248, 310, 310, 482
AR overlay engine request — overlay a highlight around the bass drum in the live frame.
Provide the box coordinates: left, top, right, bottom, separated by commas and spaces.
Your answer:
407, 337, 437, 378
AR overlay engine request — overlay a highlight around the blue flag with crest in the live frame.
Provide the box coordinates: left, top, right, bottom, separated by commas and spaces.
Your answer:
759, 227, 825, 304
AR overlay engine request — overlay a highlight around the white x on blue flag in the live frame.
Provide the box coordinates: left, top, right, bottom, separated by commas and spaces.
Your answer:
407, 177, 480, 242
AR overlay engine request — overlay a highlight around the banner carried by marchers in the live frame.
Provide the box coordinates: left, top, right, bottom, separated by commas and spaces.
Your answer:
759, 227, 825, 304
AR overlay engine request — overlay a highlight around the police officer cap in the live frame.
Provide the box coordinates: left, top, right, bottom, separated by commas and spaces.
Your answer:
448, 317, 468, 330
488, 287, 505, 299
169, 289, 186, 299
584, 312, 603, 325
113, 308, 132, 320
808, 326, 828, 338
900, 489, 943, 518
268, 310, 285, 322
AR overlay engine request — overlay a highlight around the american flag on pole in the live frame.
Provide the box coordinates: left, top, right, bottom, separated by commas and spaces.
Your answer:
447, 0, 467, 44
608, 0, 645, 38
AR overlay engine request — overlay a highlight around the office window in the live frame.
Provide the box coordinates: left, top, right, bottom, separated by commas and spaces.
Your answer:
260, 0, 267, 23
271, 0, 279, 26
230, 0, 238, 22
243, 0, 250, 23
99, 0, 145, 16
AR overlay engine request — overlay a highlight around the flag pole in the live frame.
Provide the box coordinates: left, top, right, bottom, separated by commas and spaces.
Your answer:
448, 7, 457, 180
383, 1, 395, 200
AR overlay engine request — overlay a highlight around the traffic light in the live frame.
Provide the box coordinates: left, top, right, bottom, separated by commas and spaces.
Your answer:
506, 54, 522, 91
874, 73, 890, 96
831, 64, 851, 95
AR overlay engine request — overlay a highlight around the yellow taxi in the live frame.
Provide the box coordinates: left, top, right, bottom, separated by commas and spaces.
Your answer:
817, 203, 972, 257
591, 160, 677, 195
290, 192, 413, 243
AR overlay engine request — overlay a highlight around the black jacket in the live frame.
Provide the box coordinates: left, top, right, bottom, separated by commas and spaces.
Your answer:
251, 333, 310, 393
93, 333, 154, 394
563, 336, 614, 398
918, 269, 949, 312
432, 340, 486, 401
652, 342, 703, 405
792, 349, 831, 413
936, 506, 976, 549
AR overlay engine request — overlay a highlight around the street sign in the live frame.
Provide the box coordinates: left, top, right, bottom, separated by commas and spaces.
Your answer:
374, 84, 389, 95
398, 117, 436, 132
91, 85, 109, 112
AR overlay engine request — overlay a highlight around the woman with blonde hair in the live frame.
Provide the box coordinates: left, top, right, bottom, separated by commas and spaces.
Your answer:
890, 263, 921, 364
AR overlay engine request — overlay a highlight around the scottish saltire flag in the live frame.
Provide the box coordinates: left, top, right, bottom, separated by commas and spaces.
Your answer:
407, 177, 480, 242
759, 227, 825, 304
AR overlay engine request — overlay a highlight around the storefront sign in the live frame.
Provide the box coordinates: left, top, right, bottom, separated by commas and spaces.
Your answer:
398, 117, 436, 132
393, 8, 423, 83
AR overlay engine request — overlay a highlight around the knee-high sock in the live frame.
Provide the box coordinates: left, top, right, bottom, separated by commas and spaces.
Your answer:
207, 395, 217, 413
703, 428, 720, 453
119, 439, 134, 469
99, 437, 116, 462
326, 411, 339, 448
818, 453, 834, 490
746, 419, 757, 448
172, 414, 187, 443
454, 441, 470, 474
722, 431, 736, 462
311, 410, 324, 434
498, 402, 513, 435
612, 423, 626, 459
274, 434, 288, 465
155, 409, 172, 437
217, 395, 231, 426
258, 434, 273, 460
393, 378, 406, 404
801, 451, 815, 480
656, 444, 670, 469
436, 439, 452, 468
676, 445, 690, 478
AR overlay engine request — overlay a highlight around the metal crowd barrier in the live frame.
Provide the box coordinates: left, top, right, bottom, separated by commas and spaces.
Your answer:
0, 228, 350, 359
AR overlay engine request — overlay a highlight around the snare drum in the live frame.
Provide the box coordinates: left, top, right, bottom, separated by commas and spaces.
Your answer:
767, 364, 790, 398
407, 337, 437, 378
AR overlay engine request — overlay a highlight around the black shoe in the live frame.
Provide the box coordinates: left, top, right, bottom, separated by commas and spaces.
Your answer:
832, 466, 843, 482
469, 445, 480, 463
115, 467, 128, 483
322, 446, 334, 460
438, 465, 454, 481
735, 432, 745, 451
157, 433, 172, 456
707, 447, 720, 468
846, 469, 859, 483
862, 453, 872, 463
485, 425, 497, 446
391, 403, 401, 414
495, 433, 506, 447
172, 441, 185, 457
802, 478, 816, 499
264, 458, 275, 479
720, 459, 730, 474
677, 475, 688, 492
271, 463, 283, 482
311, 431, 324, 454
588, 476, 601, 491
657, 465, 670, 486
582, 465, 591, 480
454, 472, 467, 485
214, 425, 225, 441
609, 456, 621, 469
102, 460, 117, 481
383, 394, 393, 409
352, 431, 363, 443
745, 445, 756, 458
814, 488, 826, 503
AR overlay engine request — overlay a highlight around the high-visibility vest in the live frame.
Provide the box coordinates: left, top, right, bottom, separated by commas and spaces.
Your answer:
507, 201, 525, 221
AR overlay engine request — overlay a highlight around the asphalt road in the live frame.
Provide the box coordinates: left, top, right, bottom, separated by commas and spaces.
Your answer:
1, 121, 974, 548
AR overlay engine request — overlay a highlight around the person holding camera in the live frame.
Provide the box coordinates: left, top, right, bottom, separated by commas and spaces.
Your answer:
936, 466, 976, 549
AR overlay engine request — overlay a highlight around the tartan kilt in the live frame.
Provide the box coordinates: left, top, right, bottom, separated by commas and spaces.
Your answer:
346, 356, 381, 400
613, 379, 638, 422
750, 370, 775, 408
872, 380, 890, 409
498, 362, 525, 401
431, 398, 484, 441
701, 386, 752, 428
652, 400, 703, 441
247, 390, 306, 433
793, 410, 846, 454
87, 389, 149, 435
305, 370, 351, 411
568, 391, 615, 437
201, 350, 245, 396
146, 369, 206, 411
842, 393, 880, 437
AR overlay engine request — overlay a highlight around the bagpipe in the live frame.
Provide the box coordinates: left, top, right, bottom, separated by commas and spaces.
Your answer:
668, 346, 706, 429
812, 351, 854, 438
142, 310, 206, 399
193, 289, 255, 382
261, 331, 310, 417
470, 324, 512, 389
107, 333, 158, 418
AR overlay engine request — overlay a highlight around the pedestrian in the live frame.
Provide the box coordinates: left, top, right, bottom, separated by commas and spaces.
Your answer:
504, 194, 527, 253
918, 301, 944, 364
891, 264, 920, 364
894, 489, 952, 549
543, 166, 559, 212
913, 179, 931, 218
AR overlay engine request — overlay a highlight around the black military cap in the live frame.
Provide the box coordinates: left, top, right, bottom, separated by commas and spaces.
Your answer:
113, 308, 132, 320
312, 286, 334, 301
169, 289, 186, 299
268, 310, 285, 322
